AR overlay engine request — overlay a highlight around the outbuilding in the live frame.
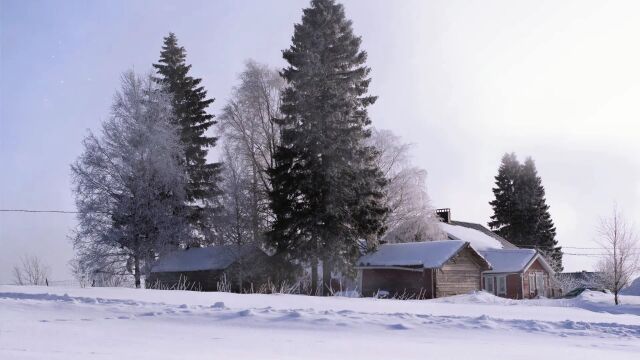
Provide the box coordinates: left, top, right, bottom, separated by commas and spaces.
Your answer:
357, 240, 491, 299
146, 245, 270, 292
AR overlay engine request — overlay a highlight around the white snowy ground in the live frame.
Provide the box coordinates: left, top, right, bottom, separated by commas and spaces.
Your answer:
1, 286, 639, 359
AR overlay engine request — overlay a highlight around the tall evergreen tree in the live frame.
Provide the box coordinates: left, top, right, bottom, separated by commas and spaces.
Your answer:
515, 158, 563, 271
269, 0, 388, 294
488, 154, 563, 271
488, 153, 520, 240
153, 33, 222, 243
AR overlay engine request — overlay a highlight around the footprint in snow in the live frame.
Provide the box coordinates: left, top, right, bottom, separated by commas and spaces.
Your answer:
211, 302, 226, 309
387, 323, 411, 330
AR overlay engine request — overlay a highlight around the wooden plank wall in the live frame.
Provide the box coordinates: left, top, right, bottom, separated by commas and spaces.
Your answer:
436, 249, 482, 297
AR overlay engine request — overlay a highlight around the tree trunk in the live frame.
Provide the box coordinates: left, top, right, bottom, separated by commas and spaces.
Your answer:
322, 256, 332, 296
134, 254, 141, 289
310, 255, 318, 295
614, 291, 619, 305
250, 163, 260, 243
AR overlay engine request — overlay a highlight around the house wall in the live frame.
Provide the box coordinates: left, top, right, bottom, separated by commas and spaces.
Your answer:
435, 248, 483, 298
484, 273, 523, 299
146, 269, 223, 291
361, 268, 433, 298
522, 259, 551, 298
506, 274, 522, 299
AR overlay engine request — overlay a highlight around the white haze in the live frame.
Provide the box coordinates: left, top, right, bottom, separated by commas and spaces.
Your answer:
1, 0, 639, 283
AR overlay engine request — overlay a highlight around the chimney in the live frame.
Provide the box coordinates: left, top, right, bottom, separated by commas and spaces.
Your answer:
436, 208, 451, 223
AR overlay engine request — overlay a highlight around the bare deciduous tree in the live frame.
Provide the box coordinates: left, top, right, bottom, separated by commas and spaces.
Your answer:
367, 128, 444, 246
595, 205, 639, 305
217, 144, 255, 246
12, 255, 51, 286
218, 60, 284, 244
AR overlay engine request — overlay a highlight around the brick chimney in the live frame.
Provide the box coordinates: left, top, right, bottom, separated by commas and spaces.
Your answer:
436, 208, 451, 223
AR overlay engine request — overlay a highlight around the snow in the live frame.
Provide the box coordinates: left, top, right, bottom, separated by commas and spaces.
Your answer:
479, 249, 537, 273
622, 277, 640, 295
2, 286, 639, 359
151, 245, 257, 272
357, 240, 467, 268
440, 222, 505, 250
0, 286, 640, 360
440, 222, 504, 250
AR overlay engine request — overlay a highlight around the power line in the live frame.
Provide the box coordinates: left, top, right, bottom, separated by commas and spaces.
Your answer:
0, 209, 79, 214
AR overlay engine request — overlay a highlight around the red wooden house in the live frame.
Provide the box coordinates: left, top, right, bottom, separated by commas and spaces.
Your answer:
479, 249, 557, 299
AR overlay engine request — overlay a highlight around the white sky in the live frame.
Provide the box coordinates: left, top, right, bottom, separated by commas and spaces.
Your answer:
1, 0, 639, 283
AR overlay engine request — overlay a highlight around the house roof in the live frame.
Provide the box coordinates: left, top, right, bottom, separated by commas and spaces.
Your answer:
151, 245, 262, 273
479, 248, 555, 274
357, 240, 488, 269
441, 221, 518, 250
478, 249, 537, 273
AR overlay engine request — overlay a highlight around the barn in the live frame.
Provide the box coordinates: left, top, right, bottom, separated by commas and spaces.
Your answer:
357, 240, 491, 299
479, 249, 557, 299
146, 245, 270, 292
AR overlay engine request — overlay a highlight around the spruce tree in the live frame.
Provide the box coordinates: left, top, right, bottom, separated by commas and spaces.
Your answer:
153, 33, 222, 243
488, 153, 520, 241
269, 0, 387, 294
515, 158, 563, 271
488, 154, 563, 271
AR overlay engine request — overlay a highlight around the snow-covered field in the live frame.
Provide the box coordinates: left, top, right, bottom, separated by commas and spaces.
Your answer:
1, 286, 639, 359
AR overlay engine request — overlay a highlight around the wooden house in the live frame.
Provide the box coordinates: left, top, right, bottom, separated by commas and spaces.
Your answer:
146, 245, 270, 292
479, 249, 557, 299
357, 240, 491, 299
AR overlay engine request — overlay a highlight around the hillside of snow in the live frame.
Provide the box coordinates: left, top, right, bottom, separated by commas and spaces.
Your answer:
622, 277, 640, 296
1, 286, 639, 359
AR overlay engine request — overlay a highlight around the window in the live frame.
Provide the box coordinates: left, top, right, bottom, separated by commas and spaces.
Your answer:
497, 276, 507, 296
484, 276, 495, 294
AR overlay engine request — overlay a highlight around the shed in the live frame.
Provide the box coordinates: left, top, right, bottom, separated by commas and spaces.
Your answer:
146, 245, 270, 292
357, 240, 491, 299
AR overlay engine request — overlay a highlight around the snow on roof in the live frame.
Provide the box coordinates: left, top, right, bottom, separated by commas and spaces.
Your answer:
440, 222, 514, 250
479, 249, 536, 273
151, 245, 260, 273
357, 240, 468, 269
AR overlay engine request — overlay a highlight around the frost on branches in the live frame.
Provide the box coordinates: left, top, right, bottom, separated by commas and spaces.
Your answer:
368, 128, 444, 245
70, 71, 191, 288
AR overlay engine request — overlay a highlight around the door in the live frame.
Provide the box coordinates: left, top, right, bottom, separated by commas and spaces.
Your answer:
535, 273, 545, 297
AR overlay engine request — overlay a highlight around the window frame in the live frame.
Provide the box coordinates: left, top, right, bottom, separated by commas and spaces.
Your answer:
484, 275, 495, 294
497, 275, 507, 296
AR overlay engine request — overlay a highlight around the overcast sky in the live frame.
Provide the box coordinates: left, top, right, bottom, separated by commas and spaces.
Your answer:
1, 0, 639, 283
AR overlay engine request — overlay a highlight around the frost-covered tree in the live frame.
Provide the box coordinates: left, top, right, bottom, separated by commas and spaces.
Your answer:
368, 128, 444, 245
153, 33, 222, 243
71, 71, 190, 288
219, 60, 284, 244
595, 205, 639, 305
269, 0, 388, 294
